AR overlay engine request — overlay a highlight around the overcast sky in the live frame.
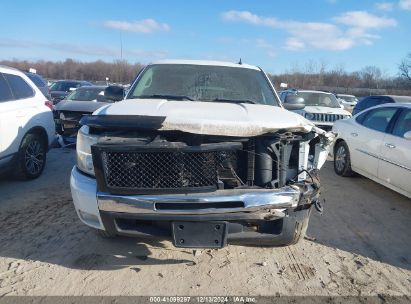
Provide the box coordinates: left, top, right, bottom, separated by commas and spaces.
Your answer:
1, 0, 411, 75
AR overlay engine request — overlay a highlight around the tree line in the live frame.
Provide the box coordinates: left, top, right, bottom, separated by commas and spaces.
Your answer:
269, 56, 411, 96
1, 56, 410, 95
0, 58, 144, 84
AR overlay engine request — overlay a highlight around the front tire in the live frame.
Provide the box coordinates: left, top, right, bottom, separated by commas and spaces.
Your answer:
334, 141, 354, 177
14, 133, 47, 180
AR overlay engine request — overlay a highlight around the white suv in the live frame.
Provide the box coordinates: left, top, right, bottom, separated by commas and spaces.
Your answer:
281, 90, 351, 131
0, 66, 55, 179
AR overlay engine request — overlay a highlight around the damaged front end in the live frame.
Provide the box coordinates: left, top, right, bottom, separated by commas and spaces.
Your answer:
75, 114, 334, 247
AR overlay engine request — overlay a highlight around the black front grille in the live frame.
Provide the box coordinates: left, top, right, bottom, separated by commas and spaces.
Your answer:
99, 149, 236, 192
313, 113, 345, 122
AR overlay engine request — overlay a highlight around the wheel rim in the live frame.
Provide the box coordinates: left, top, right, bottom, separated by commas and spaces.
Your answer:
24, 140, 45, 175
335, 145, 347, 172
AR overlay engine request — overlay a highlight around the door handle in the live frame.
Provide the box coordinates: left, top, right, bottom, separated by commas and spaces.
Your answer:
385, 143, 396, 149
351, 132, 358, 137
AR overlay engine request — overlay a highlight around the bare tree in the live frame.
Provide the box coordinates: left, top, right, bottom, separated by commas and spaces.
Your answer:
399, 53, 411, 81
2, 58, 411, 94
359, 66, 382, 89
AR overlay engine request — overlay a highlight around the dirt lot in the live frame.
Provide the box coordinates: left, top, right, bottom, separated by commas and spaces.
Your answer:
0, 148, 410, 296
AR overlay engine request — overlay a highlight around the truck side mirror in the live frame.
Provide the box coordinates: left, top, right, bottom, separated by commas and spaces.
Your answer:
283, 95, 305, 110
104, 86, 124, 102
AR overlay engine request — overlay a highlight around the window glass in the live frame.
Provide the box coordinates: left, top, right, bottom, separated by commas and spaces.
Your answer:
355, 111, 369, 124
133, 68, 153, 97
295, 92, 340, 108
129, 64, 279, 106
392, 109, 411, 137
66, 87, 105, 101
26, 73, 46, 87
0, 74, 14, 102
360, 107, 397, 133
338, 95, 357, 103
3, 73, 34, 99
50, 81, 82, 92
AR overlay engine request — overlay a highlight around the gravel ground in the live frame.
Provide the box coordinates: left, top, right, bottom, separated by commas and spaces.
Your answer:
0, 148, 410, 296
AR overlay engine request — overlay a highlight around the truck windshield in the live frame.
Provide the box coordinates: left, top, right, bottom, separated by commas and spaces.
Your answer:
128, 64, 279, 106
296, 92, 341, 108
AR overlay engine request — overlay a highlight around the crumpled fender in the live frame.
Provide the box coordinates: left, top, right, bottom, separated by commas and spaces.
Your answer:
312, 126, 336, 170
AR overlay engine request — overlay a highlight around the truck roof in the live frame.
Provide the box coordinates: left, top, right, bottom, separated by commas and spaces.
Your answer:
151, 59, 261, 71
295, 90, 334, 95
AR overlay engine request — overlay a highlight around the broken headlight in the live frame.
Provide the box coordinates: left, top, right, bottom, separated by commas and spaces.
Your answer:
76, 126, 98, 176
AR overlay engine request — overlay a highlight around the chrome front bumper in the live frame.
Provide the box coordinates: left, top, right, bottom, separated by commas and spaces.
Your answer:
97, 186, 302, 215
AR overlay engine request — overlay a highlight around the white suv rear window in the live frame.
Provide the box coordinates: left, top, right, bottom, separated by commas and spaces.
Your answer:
0, 74, 14, 102
3, 73, 34, 100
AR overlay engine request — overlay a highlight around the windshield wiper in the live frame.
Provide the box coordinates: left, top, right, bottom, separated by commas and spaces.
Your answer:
208, 98, 258, 104
138, 94, 194, 101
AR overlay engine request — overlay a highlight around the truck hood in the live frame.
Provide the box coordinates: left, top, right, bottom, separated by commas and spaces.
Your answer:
303, 106, 351, 115
93, 99, 315, 137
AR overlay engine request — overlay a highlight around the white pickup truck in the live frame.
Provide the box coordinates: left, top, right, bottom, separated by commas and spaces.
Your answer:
70, 60, 334, 248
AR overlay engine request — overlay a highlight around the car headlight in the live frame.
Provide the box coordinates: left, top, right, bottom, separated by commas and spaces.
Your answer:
76, 126, 98, 176
304, 112, 315, 120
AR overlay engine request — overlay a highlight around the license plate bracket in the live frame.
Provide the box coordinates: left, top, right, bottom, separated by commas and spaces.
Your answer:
172, 221, 228, 248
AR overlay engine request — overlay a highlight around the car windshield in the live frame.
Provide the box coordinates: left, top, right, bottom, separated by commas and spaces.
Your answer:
50, 81, 81, 92
66, 87, 105, 101
128, 64, 279, 106
296, 92, 341, 108
339, 96, 357, 103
